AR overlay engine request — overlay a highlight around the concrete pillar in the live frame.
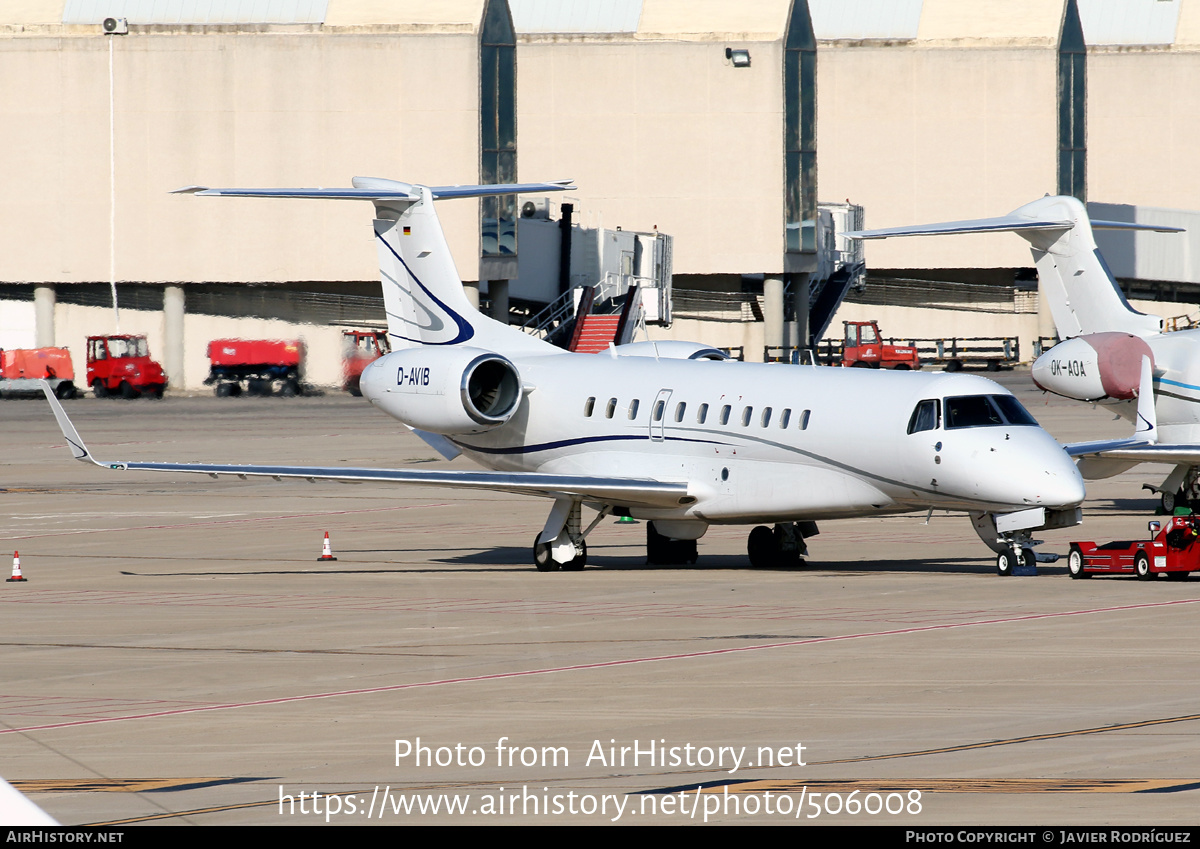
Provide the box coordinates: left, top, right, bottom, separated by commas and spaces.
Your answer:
763, 274, 784, 353
163, 285, 186, 391
462, 280, 480, 310
34, 285, 55, 347
489, 279, 510, 325
791, 272, 811, 349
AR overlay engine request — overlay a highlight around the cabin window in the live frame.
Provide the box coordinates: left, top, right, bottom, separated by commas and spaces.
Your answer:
584, 397, 595, 417
779, 408, 792, 429
628, 399, 640, 420
719, 405, 731, 425
605, 398, 617, 419
761, 406, 772, 427
907, 399, 941, 434
741, 406, 753, 426
653, 400, 666, 422
799, 409, 811, 430
675, 402, 687, 422
697, 403, 709, 424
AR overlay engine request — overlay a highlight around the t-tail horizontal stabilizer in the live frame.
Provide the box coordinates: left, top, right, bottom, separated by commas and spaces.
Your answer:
175, 177, 575, 353
171, 179, 575, 203
844, 196, 1181, 339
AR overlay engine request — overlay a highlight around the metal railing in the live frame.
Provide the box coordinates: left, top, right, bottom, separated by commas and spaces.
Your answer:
766, 335, 1022, 370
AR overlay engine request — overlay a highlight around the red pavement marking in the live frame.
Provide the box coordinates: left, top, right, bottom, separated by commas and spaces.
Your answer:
2, 502, 450, 542
4, 596, 1198, 736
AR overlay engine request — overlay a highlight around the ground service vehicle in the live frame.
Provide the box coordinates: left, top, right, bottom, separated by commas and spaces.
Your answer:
206, 339, 304, 397
86, 335, 166, 398
1068, 515, 1199, 580
343, 330, 390, 395
842, 321, 920, 370
0, 348, 77, 399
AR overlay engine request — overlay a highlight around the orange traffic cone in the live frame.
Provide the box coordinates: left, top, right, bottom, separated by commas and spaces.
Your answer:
318, 532, 337, 562
7, 551, 26, 582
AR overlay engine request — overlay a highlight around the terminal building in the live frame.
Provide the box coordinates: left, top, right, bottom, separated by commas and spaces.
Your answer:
1, 0, 1198, 389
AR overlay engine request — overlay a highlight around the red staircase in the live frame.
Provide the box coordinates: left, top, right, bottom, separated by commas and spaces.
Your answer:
569, 315, 622, 353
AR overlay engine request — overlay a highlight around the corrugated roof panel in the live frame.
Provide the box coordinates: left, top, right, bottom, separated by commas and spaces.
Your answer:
6, 1, 66, 24
810, 0, 923, 40
510, 0, 642, 33
324, 0, 484, 28
1076, 0, 1180, 45
637, 0, 790, 40
62, 0, 329, 24
917, 0, 1064, 42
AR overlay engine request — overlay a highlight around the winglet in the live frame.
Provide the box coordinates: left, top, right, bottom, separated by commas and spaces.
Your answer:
39, 380, 100, 464
1136, 355, 1157, 443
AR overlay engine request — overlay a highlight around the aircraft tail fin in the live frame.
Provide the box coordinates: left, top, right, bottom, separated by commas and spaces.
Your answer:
175, 179, 575, 353
845, 196, 1180, 339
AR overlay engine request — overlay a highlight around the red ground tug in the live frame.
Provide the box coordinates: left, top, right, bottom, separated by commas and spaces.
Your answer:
86, 335, 167, 398
841, 320, 921, 369
1067, 515, 1199, 580
342, 329, 389, 395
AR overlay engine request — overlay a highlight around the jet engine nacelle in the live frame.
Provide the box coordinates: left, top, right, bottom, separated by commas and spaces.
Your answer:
368, 346, 523, 434
1031, 332, 1154, 402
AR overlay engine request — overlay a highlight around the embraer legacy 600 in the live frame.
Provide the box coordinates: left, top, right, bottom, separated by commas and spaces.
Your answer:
41, 179, 1086, 574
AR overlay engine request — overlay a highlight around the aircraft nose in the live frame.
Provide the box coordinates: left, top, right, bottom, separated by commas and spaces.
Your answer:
1024, 437, 1086, 508
1039, 457, 1087, 508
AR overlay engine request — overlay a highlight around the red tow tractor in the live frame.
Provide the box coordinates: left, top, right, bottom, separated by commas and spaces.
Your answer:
1067, 515, 1200, 580
342, 329, 390, 396
841, 320, 920, 370
86, 334, 167, 399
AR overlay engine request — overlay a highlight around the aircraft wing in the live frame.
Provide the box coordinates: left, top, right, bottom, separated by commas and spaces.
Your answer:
1066, 441, 1200, 465
39, 383, 691, 510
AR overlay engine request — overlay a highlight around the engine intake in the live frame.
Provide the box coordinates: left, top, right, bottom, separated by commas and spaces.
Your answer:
461, 354, 522, 426
362, 346, 523, 434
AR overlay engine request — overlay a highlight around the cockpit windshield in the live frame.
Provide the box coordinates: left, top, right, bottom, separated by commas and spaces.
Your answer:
907, 399, 940, 434
944, 394, 1038, 429
107, 337, 148, 358
908, 395, 1038, 433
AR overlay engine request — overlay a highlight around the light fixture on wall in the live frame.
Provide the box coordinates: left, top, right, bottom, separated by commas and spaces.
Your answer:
725, 48, 750, 68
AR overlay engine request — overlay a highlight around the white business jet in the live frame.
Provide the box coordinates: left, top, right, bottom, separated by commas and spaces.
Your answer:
845, 196, 1199, 511
41, 179, 1085, 574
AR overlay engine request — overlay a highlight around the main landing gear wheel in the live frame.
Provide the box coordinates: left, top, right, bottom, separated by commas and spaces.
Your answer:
533, 537, 586, 572
1162, 487, 1191, 514
1067, 546, 1088, 579
746, 524, 804, 569
1135, 552, 1152, 581
747, 526, 775, 569
561, 540, 587, 572
533, 537, 558, 572
646, 522, 699, 565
